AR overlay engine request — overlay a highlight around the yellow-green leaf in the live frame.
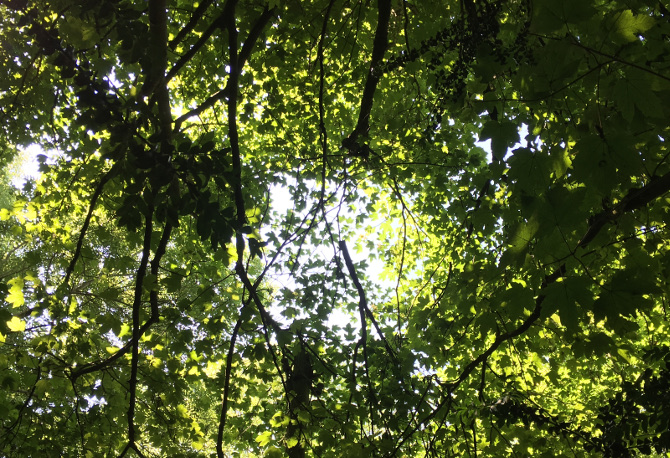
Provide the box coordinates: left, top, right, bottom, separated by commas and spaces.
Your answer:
613, 9, 655, 42
286, 437, 299, 448
255, 431, 272, 447
118, 323, 131, 338
6, 316, 26, 332
6, 277, 24, 308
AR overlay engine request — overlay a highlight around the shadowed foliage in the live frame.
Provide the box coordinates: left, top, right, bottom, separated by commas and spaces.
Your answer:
1, 0, 670, 456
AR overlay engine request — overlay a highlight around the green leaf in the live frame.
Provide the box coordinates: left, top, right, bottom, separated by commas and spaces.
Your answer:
614, 68, 664, 120
507, 148, 550, 194
286, 437, 299, 448
610, 9, 656, 43
531, 0, 597, 32
1, 374, 18, 390
508, 213, 540, 254
6, 277, 24, 308
570, 134, 617, 195
163, 273, 183, 293
493, 283, 535, 319
143, 274, 158, 292
479, 120, 519, 160
2, 1, 670, 455
255, 431, 273, 447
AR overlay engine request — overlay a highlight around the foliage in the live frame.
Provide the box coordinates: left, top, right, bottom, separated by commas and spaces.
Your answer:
1, 0, 670, 456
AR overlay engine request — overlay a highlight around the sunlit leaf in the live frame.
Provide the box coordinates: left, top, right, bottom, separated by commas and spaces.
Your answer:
6, 277, 24, 308
6, 316, 25, 332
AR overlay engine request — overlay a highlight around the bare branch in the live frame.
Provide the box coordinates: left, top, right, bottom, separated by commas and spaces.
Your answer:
578, 170, 670, 247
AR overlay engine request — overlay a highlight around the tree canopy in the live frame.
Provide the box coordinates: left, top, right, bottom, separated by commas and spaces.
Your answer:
1, 0, 670, 456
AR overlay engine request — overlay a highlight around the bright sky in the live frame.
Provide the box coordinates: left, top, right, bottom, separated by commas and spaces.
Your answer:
10, 144, 41, 189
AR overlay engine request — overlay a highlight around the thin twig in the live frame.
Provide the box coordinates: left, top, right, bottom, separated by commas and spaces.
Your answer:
217, 305, 245, 452
339, 240, 398, 361
63, 167, 116, 287
168, 0, 215, 50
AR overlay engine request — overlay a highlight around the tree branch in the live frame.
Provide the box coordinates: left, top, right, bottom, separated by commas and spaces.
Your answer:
63, 167, 116, 287
147, 0, 172, 150
172, 5, 275, 132
342, 0, 392, 157
218, 2, 287, 454
127, 207, 154, 450
149, 222, 173, 318
339, 240, 375, 433
217, 305, 244, 457
70, 219, 170, 381
339, 240, 397, 361
578, 170, 670, 247
166, 7, 229, 84
168, 0, 215, 50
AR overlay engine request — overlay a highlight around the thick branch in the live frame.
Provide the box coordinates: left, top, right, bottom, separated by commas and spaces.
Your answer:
127, 208, 154, 449
174, 88, 229, 132
238, 7, 276, 70
215, 10, 286, 455
149, 222, 173, 317
578, 171, 670, 247
147, 0, 172, 149
224, 1, 282, 340
342, 0, 392, 155
217, 4, 243, 457
166, 8, 228, 84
